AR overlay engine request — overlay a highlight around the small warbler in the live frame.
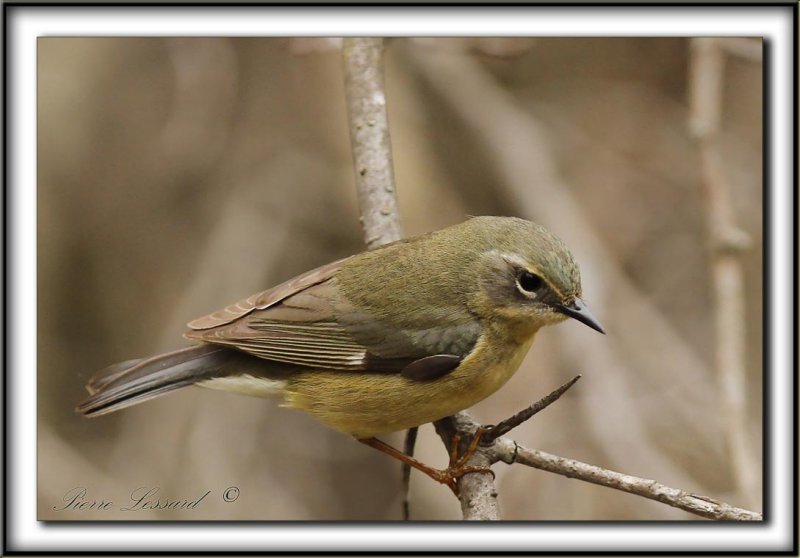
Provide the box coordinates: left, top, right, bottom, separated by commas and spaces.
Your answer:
78, 216, 603, 488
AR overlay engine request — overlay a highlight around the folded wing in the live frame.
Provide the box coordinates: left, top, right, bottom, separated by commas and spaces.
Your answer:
185, 259, 481, 376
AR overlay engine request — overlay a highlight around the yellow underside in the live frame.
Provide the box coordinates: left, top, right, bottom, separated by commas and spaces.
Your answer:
199, 326, 537, 439
282, 332, 536, 438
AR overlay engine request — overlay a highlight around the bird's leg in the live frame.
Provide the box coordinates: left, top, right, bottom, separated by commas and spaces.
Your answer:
359, 437, 454, 490
359, 430, 494, 495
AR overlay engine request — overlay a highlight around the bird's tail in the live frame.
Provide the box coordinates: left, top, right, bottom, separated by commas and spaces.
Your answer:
77, 345, 232, 417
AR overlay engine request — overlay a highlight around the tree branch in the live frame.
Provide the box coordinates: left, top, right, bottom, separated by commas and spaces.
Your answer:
433, 416, 500, 520
342, 37, 403, 248
440, 410, 762, 521
342, 36, 502, 521
432, 375, 581, 520
688, 38, 758, 509
510, 444, 762, 521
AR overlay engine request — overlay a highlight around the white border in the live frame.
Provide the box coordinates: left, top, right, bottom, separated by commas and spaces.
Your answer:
9, 5, 794, 553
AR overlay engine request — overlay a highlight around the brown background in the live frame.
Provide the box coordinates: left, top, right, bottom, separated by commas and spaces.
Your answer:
38, 37, 762, 520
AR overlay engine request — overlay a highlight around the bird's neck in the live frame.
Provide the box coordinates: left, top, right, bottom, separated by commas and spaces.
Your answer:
485, 317, 541, 347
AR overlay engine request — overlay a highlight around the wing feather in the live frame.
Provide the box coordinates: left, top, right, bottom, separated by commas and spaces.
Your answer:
187, 258, 348, 330
184, 257, 481, 375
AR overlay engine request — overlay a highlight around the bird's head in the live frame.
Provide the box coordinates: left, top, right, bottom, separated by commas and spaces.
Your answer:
463, 217, 605, 335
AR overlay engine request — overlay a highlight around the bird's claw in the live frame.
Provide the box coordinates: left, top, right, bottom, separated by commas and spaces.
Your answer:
431, 463, 496, 495
433, 426, 495, 495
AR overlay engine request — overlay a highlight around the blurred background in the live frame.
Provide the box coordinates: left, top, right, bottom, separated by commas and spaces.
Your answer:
38, 37, 762, 520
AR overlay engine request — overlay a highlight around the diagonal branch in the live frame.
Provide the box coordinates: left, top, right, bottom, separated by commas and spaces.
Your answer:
508, 443, 762, 521
481, 375, 581, 445
444, 411, 762, 521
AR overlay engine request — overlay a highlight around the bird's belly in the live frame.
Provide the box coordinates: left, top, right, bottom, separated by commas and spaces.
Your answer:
283, 334, 535, 438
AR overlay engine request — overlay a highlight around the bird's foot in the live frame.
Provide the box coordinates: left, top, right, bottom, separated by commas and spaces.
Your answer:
434, 426, 495, 494
359, 427, 495, 496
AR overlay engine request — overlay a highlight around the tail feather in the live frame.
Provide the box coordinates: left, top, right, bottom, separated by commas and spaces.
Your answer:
85, 357, 147, 395
78, 345, 230, 417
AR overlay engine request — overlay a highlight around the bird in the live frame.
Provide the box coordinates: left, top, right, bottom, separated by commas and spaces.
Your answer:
78, 216, 604, 491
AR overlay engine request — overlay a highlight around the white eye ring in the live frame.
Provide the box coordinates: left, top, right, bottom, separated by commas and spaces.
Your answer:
516, 271, 543, 297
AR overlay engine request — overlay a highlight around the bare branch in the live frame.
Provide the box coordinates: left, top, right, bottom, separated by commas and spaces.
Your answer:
343, 37, 422, 521
508, 443, 762, 521
441, 411, 762, 521
456, 447, 500, 520
433, 416, 500, 520
688, 38, 758, 509
342, 37, 499, 520
342, 37, 404, 248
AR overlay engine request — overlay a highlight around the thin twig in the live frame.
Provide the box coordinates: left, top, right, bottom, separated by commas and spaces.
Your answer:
401, 426, 418, 520
481, 375, 581, 445
688, 38, 758, 509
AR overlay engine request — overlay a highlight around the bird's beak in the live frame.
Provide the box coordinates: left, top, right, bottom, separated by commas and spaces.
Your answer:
553, 298, 606, 334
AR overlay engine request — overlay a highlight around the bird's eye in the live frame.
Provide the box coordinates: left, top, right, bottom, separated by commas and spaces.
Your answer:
517, 271, 544, 294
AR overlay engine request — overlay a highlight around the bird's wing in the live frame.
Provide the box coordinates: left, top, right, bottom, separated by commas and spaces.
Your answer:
185, 266, 481, 376
187, 257, 348, 330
